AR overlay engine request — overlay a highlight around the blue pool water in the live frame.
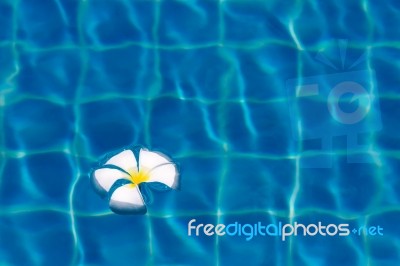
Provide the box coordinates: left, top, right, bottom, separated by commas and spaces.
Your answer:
1, 0, 400, 265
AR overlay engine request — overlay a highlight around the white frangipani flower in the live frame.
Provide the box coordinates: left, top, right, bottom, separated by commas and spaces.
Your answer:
91, 147, 179, 214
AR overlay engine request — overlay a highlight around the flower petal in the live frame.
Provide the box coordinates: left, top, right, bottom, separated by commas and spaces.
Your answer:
109, 184, 146, 214
139, 149, 172, 170
91, 168, 130, 195
105, 149, 137, 173
147, 163, 179, 189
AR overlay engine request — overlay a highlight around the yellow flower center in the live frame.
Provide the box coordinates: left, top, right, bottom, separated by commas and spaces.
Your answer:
128, 168, 150, 186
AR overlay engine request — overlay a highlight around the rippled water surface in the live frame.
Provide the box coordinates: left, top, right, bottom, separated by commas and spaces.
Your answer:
1, 0, 400, 265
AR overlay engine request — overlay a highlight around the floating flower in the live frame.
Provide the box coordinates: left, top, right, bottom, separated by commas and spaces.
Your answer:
90, 146, 179, 215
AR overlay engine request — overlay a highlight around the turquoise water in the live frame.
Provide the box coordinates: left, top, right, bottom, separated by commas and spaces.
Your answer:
1, 0, 400, 265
